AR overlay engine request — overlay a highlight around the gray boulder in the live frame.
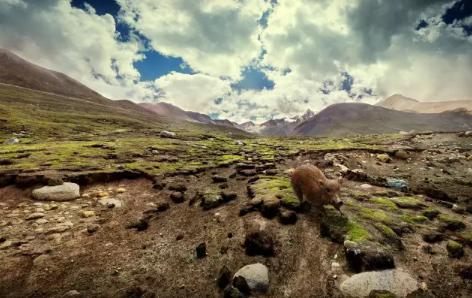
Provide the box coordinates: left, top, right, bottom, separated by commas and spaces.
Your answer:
340, 269, 418, 297
160, 130, 176, 138
233, 263, 269, 293
32, 183, 80, 201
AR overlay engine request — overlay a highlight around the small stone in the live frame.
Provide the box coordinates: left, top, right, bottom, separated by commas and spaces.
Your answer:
168, 183, 187, 192
64, 290, 81, 297
223, 286, 246, 298
233, 276, 251, 295
394, 150, 409, 160
36, 218, 49, 224
116, 187, 126, 193
239, 169, 257, 177
160, 130, 176, 138
260, 197, 280, 219
87, 224, 99, 234
170, 191, 185, 203
233, 263, 269, 293
26, 212, 45, 220
221, 191, 238, 202
446, 240, 464, 258
200, 191, 224, 210
278, 209, 297, 225
217, 265, 232, 288
422, 209, 440, 220
422, 232, 443, 243
99, 198, 123, 208
212, 175, 228, 183
377, 154, 392, 163
80, 210, 95, 218
244, 229, 274, 257
457, 264, 472, 279
0, 240, 12, 250
126, 217, 149, 231
176, 233, 184, 240
156, 201, 170, 212
196, 242, 206, 258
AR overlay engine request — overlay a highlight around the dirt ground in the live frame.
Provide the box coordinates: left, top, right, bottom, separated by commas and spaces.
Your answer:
1, 133, 472, 297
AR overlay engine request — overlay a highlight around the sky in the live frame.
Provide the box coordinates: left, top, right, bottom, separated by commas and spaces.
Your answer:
0, 0, 471, 123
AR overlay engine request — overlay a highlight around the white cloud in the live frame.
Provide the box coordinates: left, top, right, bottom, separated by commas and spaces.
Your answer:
0, 0, 470, 124
117, 0, 269, 79
155, 72, 232, 113
0, 0, 152, 100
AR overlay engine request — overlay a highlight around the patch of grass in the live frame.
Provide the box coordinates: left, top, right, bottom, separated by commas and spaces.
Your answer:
438, 214, 466, 231
401, 214, 428, 224
252, 176, 300, 209
374, 223, 398, 239
345, 221, 371, 243
390, 196, 423, 209
359, 207, 394, 224
370, 197, 398, 211
422, 208, 440, 220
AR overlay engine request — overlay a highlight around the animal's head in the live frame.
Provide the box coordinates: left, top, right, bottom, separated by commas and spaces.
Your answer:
320, 178, 343, 209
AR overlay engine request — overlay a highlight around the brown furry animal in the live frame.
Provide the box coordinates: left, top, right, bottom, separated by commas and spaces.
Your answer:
291, 164, 343, 212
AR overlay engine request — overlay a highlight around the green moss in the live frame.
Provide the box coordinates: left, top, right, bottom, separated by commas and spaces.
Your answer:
422, 208, 440, 220
401, 214, 428, 224
390, 196, 423, 209
370, 197, 398, 211
345, 221, 371, 243
252, 176, 300, 209
360, 208, 394, 224
460, 231, 472, 245
438, 214, 466, 231
446, 240, 464, 258
374, 223, 398, 239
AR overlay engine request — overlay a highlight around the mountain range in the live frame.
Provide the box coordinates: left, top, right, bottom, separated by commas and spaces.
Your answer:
1, 48, 471, 137
376, 94, 472, 114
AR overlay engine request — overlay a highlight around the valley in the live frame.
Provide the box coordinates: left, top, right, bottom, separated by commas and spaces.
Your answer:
1, 49, 472, 298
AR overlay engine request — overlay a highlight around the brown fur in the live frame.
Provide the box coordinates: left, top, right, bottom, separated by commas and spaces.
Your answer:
291, 164, 343, 212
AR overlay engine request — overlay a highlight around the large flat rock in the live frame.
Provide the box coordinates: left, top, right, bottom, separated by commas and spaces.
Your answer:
340, 269, 418, 297
32, 183, 80, 201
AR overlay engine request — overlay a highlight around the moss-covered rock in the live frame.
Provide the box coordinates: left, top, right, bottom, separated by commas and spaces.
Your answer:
251, 176, 301, 210
446, 240, 464, 258
422, 208, 440, 220
401, 214, 428, 224
320, 205, 349, 243
345, 221, 371, 243
370, 197, 398, 211
360, 207, 394, 224
390, 197, 424, 209
438, 214, 466, 231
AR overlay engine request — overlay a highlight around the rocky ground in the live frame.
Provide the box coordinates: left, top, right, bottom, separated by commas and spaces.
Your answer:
1, 132, 472, 297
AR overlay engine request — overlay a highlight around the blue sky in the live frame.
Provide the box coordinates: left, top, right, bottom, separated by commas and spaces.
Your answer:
71, 0, 275, 90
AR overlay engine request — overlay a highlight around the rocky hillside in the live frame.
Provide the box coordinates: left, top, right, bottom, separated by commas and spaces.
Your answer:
377, 94, 472, 113
293, 103, 472, 137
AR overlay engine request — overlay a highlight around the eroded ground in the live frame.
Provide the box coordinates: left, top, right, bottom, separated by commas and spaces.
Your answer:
1, 132, 472, 297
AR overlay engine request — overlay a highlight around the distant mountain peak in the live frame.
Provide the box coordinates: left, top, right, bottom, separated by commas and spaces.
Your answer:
377, 94, 472, 114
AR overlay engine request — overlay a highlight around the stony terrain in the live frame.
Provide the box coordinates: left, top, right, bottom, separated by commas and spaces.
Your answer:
1, 127, 472, 297
1, 50, 472, 298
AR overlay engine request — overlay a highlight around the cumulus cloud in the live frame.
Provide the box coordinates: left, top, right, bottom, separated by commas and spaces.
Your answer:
0, 0, 153, 100
155, 72, 232, 113
117, 0, 269, 79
